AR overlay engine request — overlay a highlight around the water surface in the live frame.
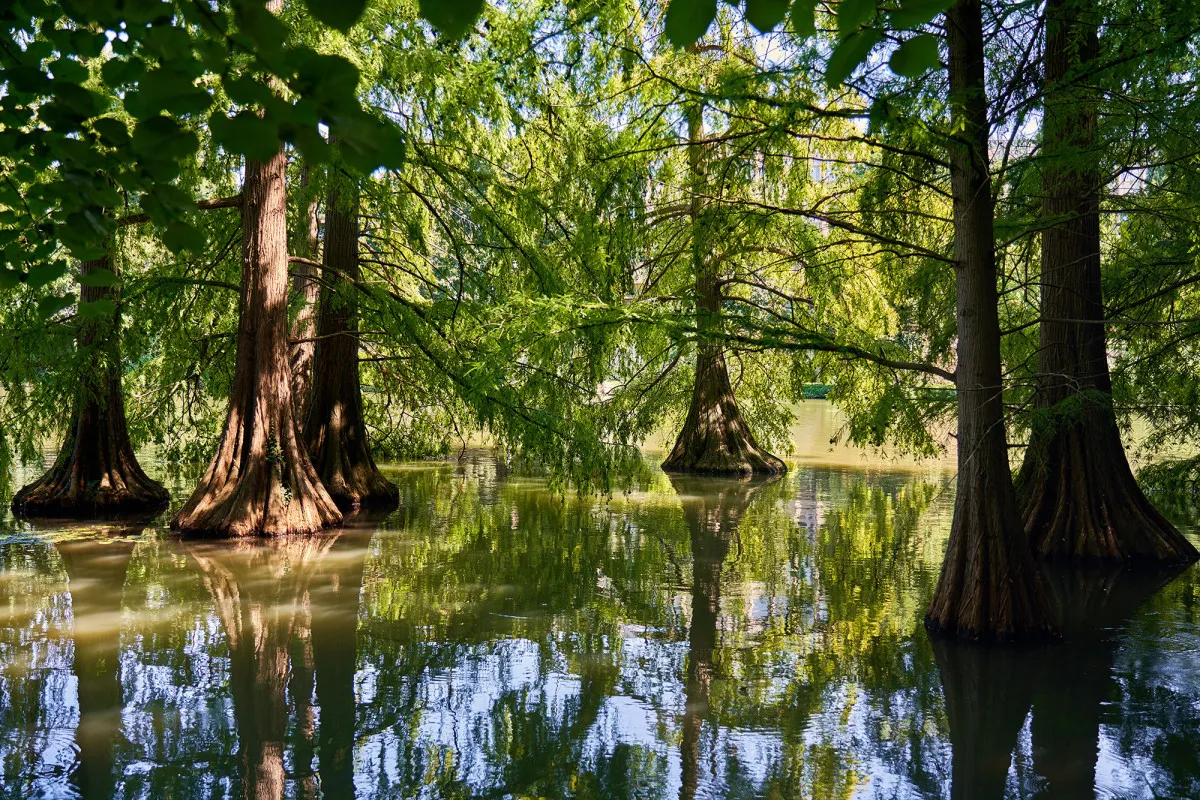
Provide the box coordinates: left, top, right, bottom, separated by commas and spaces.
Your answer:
1, 408, 1198, 799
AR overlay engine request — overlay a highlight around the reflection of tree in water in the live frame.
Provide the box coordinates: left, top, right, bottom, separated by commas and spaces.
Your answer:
933, 565, 1185, 800
352, 459, 956, 799
56, 529, 141, 799
182, 526, 372, 800
668, 474, 777, 800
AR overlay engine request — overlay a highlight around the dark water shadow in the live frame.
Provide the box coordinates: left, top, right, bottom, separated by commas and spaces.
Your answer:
932, 564, 1187, 800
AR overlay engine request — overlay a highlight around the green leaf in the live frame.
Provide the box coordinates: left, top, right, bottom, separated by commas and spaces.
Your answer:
825, 28, 882, 86
91, 117, 132, 149
0, 270, 22, 290
745, 0, 790, 32
209, 111, 280, 161
305, 0, 368, 32
78, 267, 119, 288
789, 0, 819, 37
887, 0, 950, 29
664, 0, 717, 47
38, 293, 76, 318
837, 0, 876, 36
418, 0, 485, 40
48, 57, 88, 85
889, 33, 940, 76
78, 298, 117, 320
27, 260, 69, 289
163, 220, 206, 254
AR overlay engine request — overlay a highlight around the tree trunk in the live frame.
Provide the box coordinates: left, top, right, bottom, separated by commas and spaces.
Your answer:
925, 0, 1057, 642
302, 178, 398, 510
1015, 0, 1199, 565
172, 148, 342, 537
290, 164, 321, 424
662, 102, 785, 476
12, 255, 169, 518
59, 535, 137, 800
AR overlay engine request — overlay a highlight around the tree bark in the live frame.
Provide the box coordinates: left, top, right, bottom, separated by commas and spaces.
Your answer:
662, 101, 785, 476
925, 0, 1058, 641
12, 254, 169, 518
1015, 0, 1199, 565
59, 535, 137, 800
290, 164, 321, 425
302, 177, 398, 510
172, 148, 342, 537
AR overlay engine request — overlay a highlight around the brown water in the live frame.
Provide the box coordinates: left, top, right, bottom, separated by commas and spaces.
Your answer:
1, 403, 1198, 799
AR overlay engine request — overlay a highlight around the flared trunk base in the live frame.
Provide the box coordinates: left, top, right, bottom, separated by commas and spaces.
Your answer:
662, 347, 785, 476
925, 478, 1059, 643
12, 404, 168, 520
1018, 419, 1199, 565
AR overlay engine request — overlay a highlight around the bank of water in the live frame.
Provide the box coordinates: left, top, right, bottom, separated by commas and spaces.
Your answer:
0, 404, 1197, 799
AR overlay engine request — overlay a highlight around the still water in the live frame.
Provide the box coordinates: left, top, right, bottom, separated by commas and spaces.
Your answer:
1, 408, 1198, 799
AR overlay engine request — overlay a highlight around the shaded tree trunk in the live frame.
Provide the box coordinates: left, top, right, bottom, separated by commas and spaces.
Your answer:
60, 535, 138, 800
172, 148, 341, 537
925, 0, 1057, 641
1015, 0, 1198, 565
663, 102, 785, 476
302, 177, 398, 510
290, 164, 321, 425
13, 255, 168, 518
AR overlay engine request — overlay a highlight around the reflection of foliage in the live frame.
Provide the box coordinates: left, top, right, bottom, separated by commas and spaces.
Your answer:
357, 457, 955, 798
0, 540, 75, 798
0, 459, 1196, 798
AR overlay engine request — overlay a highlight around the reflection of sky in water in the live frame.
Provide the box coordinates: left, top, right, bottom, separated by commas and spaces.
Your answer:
0, 430, 1197, 799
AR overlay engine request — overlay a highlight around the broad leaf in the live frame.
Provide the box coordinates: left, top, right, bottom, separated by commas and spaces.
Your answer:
419, 0, 486, 40
78, 298, 117, 320
889, 34, 940, 76
305, 0, 369, 32
887, 0, 950, 29
78, 268, 119, 288
825, 28, 882, 86
789, 0, 819, 37
745, 0, 790, 32
665, 0, 718, 47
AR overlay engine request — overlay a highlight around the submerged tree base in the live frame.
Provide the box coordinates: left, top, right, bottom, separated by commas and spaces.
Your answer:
925, 474, 1060, 644
1018, 419, 1200, 565
662, 346, 785, 476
